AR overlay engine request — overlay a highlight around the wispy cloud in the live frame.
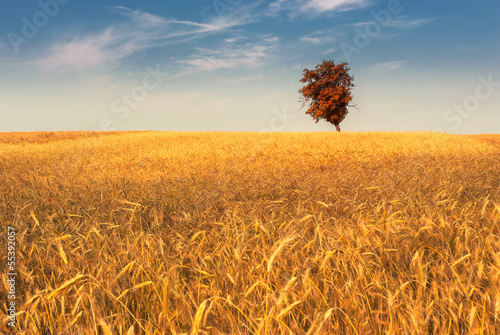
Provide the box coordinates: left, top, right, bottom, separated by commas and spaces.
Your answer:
33, 6, 250, 72
299, 29, 337, 45
200, 0, 266, 27
354, 18, 433, 29
321, 48, 336, 55
36, 28, 145, 72
389, 18, 435, 29
264, 37, 280, 43
109, 6, 167, 26
301, 0, 368, 13
300, 37, 321, 44
368, 60, 408, 72
182, 45, 272, 71
225, 37, 243, 44
181, 37, 279, 71
269, 0, 368, 17
110, 5, 238, 32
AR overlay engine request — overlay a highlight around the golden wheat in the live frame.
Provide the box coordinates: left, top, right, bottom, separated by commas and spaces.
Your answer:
1, 131, 499, 334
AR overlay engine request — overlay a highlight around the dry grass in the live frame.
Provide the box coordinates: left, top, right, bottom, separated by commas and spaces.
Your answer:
1, 131, 500, 334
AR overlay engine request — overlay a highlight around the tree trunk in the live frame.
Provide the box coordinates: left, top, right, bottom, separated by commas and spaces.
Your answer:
335, 124, 341, 132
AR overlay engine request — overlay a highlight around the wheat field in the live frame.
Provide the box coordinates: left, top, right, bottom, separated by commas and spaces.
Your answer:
1, 131, 500, 334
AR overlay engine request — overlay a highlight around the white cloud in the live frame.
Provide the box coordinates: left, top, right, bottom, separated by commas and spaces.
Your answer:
200, 0, 267, 27
33, 7, 250, 72
269, 0, 368, 16
37, 29, 125, 71
183, 45, 273, 71
321, 48, 336, 55
225, 37, 242, 43
297, 30, 337, 47
268, 0, 287, 13
300, 37, 321, 44
354, 18, 433, 29
181, 35, 280, 71
184, 58, 235, 71
109, 6, 167, 26
301, 0, 368, 13
368, 61, 408, 72
110, 6, 233, 31
264, 37, 280, 44
389, 18, 434, 29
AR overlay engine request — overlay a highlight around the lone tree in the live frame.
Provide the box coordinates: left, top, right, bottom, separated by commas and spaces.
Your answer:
299, 59, 355, 132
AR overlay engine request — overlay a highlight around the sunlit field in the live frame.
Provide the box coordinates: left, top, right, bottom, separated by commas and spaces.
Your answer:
1, 131, 500, 334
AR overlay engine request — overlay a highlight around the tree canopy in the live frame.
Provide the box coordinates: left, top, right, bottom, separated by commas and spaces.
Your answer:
299, 60, 355, 132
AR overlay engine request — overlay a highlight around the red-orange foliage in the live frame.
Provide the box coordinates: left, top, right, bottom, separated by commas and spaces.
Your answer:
299, 60, 354, 132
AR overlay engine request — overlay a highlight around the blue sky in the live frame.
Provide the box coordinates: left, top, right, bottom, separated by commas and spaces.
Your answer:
0, 0, 498, 133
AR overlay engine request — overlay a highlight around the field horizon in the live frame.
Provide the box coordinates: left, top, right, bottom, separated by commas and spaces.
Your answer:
1, 131, 500, 334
